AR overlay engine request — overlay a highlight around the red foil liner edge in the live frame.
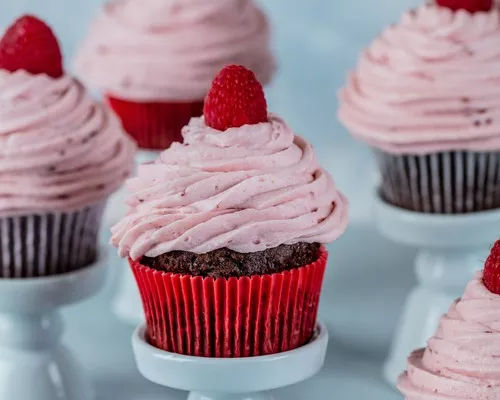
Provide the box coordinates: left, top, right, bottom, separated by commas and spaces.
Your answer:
130, 246, 328, 358
106, 96, 204, 150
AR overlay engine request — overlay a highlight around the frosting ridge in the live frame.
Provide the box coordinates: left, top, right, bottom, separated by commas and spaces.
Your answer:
0, 69, 136, 214
339, 5, 500, 154
111, 114, 348, 259
75, 0, 276, 101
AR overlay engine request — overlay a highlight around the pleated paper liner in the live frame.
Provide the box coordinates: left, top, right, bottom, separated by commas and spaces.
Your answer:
130, 246, 328, 358
374, 150, 500, 214
0, 202, 105, 278
106, 96, 204, 150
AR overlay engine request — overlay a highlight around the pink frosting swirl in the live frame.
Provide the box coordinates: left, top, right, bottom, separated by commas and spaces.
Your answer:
0, 70, 136, 215
74, 0, 276, 101
339, 5, 500, 154
398, 272, 500, 400
111, 114, 348, 259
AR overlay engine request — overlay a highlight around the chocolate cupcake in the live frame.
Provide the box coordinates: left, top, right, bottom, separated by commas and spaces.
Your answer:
141, 242, 322, 278
0, 15, 135, 277
112, 65, 348, 357
339, 1, 500, 213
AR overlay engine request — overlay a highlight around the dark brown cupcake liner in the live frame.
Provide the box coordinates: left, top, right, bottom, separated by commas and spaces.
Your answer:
130, 246, 328, 358
374, 150, 500, 214
0, 202, 106, 278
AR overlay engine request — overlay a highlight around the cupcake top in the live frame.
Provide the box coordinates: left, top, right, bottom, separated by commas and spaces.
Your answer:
111, 65, 348, 260
74, 0, 276, 102
0, 15, 135, 215
398, 240, 500, 399
339, 1, 500, 155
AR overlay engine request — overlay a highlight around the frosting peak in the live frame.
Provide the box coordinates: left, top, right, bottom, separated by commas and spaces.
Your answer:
398, 272, 500, 399
339, 5, 500, 154
111, 114, 348, 259
0, 70, 136, 215
75, 0, 276, 101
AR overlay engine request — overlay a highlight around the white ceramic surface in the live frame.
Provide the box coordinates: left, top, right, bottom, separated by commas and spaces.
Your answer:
0, 250, 108, 400
374, 196, 500, 386
132, 322, 328, 400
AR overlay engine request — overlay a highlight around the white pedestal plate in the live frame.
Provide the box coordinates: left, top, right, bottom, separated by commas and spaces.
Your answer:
132, 322, 329, 400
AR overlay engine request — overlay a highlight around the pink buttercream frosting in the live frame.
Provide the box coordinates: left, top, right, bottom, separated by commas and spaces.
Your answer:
0, 69, 136, 215
398, 272, 500, 400
74, 0, 276, 102
339, 5, 500, 154
111, 114, 348, 259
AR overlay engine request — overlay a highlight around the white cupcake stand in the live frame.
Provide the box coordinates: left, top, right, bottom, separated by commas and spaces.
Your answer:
132, 322, 329, 400
110, 149, 161, 325
373, 196, 500, 386
0, 249, 107, 400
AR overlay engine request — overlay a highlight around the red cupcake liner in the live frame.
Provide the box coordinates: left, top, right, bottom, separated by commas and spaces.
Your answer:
129, 246, 328, 358
106, 96, 204, 150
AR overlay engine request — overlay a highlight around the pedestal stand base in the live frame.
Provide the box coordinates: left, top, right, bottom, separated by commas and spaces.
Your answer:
132, 322, 328, 400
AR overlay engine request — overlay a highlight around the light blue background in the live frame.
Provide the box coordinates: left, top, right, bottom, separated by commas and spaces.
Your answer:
0, 2, 426, 399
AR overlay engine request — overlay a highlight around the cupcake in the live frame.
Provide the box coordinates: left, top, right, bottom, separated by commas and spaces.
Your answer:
339, 0, 500, 214
0, 15, 135, 277
74, 0, 276, 150
398, 240, 500, 399
111, 65, 348, 357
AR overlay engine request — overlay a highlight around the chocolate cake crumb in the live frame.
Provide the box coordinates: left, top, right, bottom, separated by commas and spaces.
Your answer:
141, 242, 321, 278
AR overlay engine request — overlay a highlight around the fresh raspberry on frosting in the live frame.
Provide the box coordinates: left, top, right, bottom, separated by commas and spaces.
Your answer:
204, 65, 268, 131
435, 0, 493, 13
0, 14, 63, 79
483, 240, 500, 294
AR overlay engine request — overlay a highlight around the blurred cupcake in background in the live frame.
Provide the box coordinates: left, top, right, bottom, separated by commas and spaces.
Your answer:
111, 65, 348, 357
339, 0, 500, 214
0, 15, 135, 277
398, 240, 500, 399
74, 0, 276, 150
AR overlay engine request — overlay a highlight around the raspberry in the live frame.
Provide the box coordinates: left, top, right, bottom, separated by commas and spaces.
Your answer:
435, 0, 493, 13
483, 240, 500, 294
0, 15, 63, 78
203, 65, 267, 131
